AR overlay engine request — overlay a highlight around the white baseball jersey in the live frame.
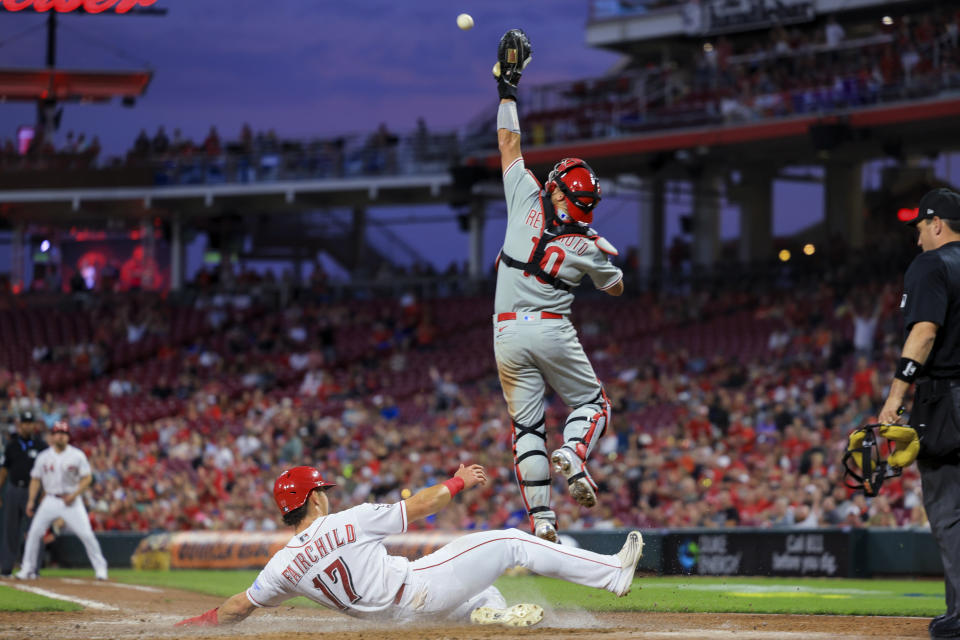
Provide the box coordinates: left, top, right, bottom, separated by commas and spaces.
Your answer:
19, 443, 107, 579
246, 502, 409, 617
247, 520, 636, 625
31, 444, 91, 495
494, 156, 622, 316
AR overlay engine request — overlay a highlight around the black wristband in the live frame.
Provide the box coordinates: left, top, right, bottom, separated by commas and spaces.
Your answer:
894, 357, 922, 383
497, 78, 518, 101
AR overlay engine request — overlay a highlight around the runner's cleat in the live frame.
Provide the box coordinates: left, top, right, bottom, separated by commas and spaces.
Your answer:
471, 603, 544, 627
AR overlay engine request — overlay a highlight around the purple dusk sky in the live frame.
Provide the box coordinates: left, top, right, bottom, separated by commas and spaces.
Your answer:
0, 1, 948, 275
0, 0, 621, 154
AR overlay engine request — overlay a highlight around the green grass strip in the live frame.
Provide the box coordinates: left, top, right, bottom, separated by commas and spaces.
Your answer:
38, 568, 322, 609
495, 575, 945, 617
33, 569, 947, 617
0, 583, 83, 612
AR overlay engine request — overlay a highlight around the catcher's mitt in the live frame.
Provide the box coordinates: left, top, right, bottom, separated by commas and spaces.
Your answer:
493, 28, 532, 101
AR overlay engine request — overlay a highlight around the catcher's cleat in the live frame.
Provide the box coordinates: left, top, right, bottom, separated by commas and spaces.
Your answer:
471, 603, 544, 627
611, 531, 644, 597
533, 519, 558, 543
551, 446, 598, 508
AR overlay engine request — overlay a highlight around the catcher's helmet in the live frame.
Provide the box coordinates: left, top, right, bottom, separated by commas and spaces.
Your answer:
546, 158, 601, 224
273, 466, 336, 514
842, 424, 902, 498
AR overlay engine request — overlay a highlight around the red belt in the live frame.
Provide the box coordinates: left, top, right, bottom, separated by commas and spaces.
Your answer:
393, 583, 406, 605
496, 312, 564, 322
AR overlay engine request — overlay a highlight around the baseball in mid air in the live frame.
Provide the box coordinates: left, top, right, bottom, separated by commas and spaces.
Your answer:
457, 13, 474, 30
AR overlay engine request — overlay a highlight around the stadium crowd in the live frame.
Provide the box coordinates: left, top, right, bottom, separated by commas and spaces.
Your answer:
698, 9, 960, 122
118, 119, 458, 185
0, 249, 927, 536
0, 129, 102, 172
519, 5, 960, 145
119, 5, 960, 175
4, 8, 957, 181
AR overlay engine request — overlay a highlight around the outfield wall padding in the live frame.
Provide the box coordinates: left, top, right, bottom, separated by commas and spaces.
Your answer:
865, 529, 944, 576
49, 531, 145, 570
46, 527, 942, 577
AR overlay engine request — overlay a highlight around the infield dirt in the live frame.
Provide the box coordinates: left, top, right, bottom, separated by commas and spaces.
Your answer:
0, 576, 933, 640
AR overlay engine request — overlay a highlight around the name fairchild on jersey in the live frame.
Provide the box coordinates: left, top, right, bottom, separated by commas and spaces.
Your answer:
282, 524, 358, 586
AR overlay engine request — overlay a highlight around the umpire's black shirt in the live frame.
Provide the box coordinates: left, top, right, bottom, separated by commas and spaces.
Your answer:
1, 433, 46, 487
903, 241, 960, 379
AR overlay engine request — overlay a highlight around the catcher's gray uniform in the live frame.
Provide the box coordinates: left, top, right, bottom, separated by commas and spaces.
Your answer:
494, 156, 622, 535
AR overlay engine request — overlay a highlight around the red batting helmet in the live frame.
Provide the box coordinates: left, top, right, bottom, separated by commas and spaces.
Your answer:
273, 466, 336, 514
546, 158, 601, 224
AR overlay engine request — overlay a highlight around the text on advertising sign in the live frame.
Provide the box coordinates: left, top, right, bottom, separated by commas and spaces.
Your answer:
664, 531, 846, 577
0, 0, 157, 13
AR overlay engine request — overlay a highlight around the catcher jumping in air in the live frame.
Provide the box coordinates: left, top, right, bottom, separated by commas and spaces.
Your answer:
175, 465, 643, 629
492, 29, 624, 542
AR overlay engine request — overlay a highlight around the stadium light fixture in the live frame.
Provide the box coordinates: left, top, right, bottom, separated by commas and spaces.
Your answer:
803, 243, 815, 256
778, 249, 791, 262
882, 16, 893, 26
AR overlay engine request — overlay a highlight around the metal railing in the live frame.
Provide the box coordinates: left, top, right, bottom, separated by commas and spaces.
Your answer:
589, 0, 685, 21
135, 129, 463, 186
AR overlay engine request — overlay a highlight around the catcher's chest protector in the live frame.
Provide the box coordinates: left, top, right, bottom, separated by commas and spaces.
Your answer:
499, 191, 596, 292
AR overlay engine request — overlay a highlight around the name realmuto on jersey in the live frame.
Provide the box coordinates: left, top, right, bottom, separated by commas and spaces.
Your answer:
281, 524, 357, 586
554, 235, 590, 256
523, 208, 591, 256
523, 209, 543, 230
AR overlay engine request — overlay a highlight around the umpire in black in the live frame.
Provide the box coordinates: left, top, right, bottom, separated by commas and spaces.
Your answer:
879, 188, 960, 639
0, 410, 46, 578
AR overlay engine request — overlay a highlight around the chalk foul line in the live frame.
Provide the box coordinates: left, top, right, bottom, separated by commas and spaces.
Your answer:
3, 582, 119, 610
59, 578, 162, 593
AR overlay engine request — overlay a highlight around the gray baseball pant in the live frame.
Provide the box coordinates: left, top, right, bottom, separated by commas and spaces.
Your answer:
493, 315, 607, 527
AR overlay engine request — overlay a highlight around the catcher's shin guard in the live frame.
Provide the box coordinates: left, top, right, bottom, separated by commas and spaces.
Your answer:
511, 416, 555, 530
562, 387, 611, 461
